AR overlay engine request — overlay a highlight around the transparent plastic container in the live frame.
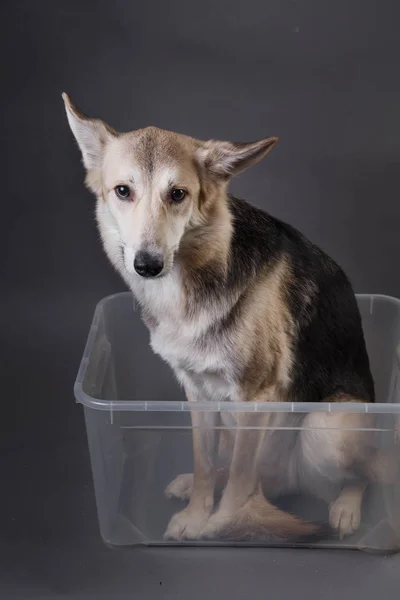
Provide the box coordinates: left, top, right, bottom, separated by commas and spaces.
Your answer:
74, 293, 400, 551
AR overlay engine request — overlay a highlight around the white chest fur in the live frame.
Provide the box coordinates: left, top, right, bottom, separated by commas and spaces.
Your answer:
131, 270, 239, 403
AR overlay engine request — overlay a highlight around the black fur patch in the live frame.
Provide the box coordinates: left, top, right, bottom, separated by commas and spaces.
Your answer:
226, 195, 374, 403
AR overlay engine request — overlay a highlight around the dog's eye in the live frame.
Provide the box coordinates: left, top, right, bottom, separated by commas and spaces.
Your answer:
170, 188, 186, 203
115, 185, 131, 200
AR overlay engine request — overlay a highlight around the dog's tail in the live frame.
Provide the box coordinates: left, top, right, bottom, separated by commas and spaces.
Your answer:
214, 493, 327, 543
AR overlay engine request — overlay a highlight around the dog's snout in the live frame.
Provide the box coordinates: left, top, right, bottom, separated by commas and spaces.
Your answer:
134, 251, 164, 278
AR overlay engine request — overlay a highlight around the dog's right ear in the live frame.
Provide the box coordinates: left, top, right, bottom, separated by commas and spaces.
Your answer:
62, 93, 116, 171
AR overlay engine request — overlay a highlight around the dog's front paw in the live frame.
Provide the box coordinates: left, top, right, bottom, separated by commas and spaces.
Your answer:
329, 497, 361, 539
164, 507, 210, 540
200, 509, 233, 539
164, 473, 193, 501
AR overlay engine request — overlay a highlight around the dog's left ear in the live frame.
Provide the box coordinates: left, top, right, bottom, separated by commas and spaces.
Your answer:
196, 136, 278, 179
62, 92, 116, 171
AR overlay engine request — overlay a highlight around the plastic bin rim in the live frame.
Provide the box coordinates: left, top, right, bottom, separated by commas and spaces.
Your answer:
74, 292, 400, 413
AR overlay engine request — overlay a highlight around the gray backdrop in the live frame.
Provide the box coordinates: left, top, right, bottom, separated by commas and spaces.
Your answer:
2, 0, 400, 598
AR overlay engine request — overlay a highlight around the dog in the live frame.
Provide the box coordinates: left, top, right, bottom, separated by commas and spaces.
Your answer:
63, 93, 395, 543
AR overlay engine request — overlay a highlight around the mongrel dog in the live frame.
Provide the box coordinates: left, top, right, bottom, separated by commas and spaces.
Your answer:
63, 94, 395, 543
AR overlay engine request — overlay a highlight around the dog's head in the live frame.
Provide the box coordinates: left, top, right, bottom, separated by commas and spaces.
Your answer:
63, 93, 277, 279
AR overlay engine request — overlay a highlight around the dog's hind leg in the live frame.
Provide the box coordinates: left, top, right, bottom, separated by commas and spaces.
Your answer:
300, 407, 395, 539
329, 481, 367, 538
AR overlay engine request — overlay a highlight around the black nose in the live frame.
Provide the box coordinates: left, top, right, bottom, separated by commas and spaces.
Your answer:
134, 251, 164, 278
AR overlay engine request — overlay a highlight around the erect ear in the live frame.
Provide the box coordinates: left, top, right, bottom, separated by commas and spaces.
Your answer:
196, 136, 278, 179
62, 92, 116, 171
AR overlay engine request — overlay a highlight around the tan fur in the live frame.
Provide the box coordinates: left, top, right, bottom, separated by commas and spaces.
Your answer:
235, 258, 295, 400
200, 412, 270, 539
181, 195, 233, 275
211, 492, 321, 541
